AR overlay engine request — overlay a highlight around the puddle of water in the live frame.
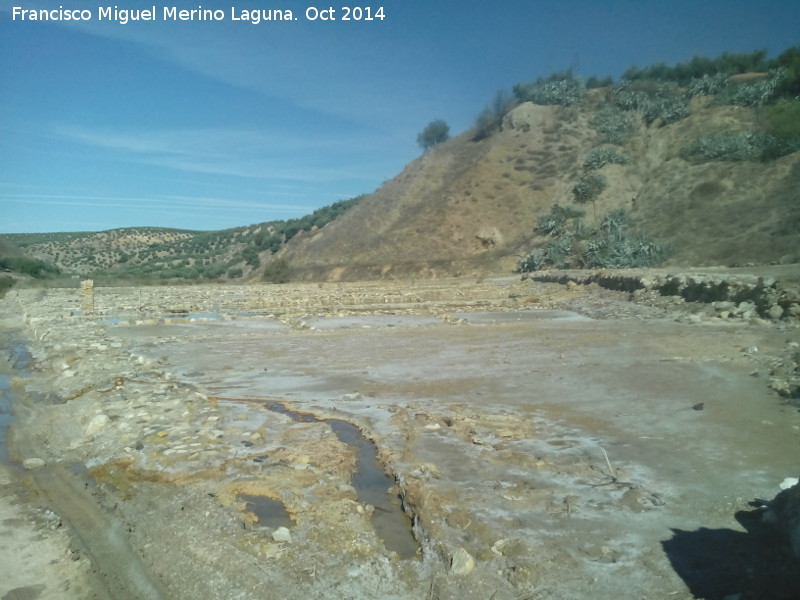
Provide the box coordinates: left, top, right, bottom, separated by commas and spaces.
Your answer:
258, 399, 419, 559
5, 336, 33, 371
98, 317, 129, 325
302, 315, 442, 330
0, 374, 14, 464
455, 310, 591, 324
240, 494, 293, 529
0, 334, 33, 465
547, 439, 579, 447
162, 313, 222, 322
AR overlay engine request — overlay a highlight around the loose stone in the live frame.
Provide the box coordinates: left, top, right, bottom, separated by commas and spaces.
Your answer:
450, 547, 475, 575
272, 527, 292, 543
767, 305, 784, 320
22, 457, 46, 470
85, 414, 110, 436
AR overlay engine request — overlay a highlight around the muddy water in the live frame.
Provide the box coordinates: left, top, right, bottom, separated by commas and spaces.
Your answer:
241, 494, 293, 529
0, 373, 14, 464
259, 399, 419, 559
0, 334, 32, 464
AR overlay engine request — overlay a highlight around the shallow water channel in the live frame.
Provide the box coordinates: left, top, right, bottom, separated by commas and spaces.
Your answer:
254, 399, 419, 559
0, 334, 32, 465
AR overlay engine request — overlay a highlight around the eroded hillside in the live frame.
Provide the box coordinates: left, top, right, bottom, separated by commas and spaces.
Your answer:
282, 91, 800, 281
6, 62, 800, 283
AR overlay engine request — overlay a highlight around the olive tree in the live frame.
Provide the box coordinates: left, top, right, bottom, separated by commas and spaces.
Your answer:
417, 119, 450, 151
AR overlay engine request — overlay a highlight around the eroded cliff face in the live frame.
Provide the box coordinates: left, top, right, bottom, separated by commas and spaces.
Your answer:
9, 95, 799, 284
281, 99, 799, 281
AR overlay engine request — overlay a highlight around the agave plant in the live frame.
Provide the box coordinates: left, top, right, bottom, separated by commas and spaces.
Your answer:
517, 248, 548, 272
681, 130, 772, 161
684, 73, 729, 98
536, 203, 585, 236
721, 68, 788, 108
572, 173, 607, 203
590, 106, 635, 145
514, 76, 586, 107
584, 146, 632, 170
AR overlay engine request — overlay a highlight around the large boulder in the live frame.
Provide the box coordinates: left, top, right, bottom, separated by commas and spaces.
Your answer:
764, 480, 800, 561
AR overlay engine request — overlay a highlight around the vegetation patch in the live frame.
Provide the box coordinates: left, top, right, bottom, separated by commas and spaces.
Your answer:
262, 258, 292, 284
582, 209, 672, 269
518, 206, 670, 272
417, 119, 450, 151
513, 71, 586, 107
681, 129, 800, 162
473, 91, 514, 141
621, 49, 773, 85
583, 146, 631, 170
764, 98, 800, 148
0, 276, 14, 298
572, 172, 607, 203
716, 69, 789, 107
5, 195, 363, 282
589, 106, 635, 145
0, 256, 60, 278
609, 81, 689, 126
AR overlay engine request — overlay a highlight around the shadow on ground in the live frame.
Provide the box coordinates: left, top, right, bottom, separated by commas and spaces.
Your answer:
662, 508, 800, 600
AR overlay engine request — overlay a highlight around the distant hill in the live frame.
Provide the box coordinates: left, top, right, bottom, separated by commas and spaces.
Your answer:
0, 235, 23, 258
5, 196, 361, 282
7, 48, 800, 283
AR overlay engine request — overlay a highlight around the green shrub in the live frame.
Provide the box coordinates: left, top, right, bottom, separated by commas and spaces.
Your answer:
544, 236, 573, 268
0, 256, 60, 278
537, 204, 585, 236
0, 276, 14, 298
202, 263, 226, 279
684, 73, 729, 97
583, 231, 671, 269
283, 221, 301, 241
718, 68, 787, 107
517, 248, 548, 273
586, 75, 614, 89
583, 146, 631, 170
764, 98, 800, 152
518, 207, 670, 272
681, 130, 777, 161
622, 50, 768, 85
242, 245, 260, 268
473, 90, 514, 141
572, 173, 607, 203
262, 258, 291, 284
227, 267, 243, 278
417, 119, 450, 151
589, 106, 635, 145
580, 208, 670, 268
610, 81, 689, 125
600, 207, 631, 232
513, 71, 586, 107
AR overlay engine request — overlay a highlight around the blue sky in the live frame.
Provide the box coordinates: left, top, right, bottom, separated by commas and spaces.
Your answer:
1, 0, 798, 233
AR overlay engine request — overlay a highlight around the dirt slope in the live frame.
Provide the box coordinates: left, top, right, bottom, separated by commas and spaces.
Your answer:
7, 96, 799, 283
281, 98, 800, 280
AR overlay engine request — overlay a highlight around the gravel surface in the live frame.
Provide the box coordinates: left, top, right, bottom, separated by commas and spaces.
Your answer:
1, 273, 798, 600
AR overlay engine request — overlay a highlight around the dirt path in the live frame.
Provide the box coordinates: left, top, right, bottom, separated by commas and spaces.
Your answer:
1, 277, 798, 600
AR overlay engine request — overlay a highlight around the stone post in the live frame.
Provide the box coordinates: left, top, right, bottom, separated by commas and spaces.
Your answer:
81, 279, 94, 313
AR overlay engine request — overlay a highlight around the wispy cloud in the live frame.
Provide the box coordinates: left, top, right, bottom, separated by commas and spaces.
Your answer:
6, 2, 445, 130
1, 193, 309, 213
51, 124, 380, 182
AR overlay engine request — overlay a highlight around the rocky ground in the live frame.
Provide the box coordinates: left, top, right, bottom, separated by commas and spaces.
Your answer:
1, 272, 799, 600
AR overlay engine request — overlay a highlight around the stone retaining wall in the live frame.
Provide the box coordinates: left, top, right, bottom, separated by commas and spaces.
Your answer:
530, 268, 800, 322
